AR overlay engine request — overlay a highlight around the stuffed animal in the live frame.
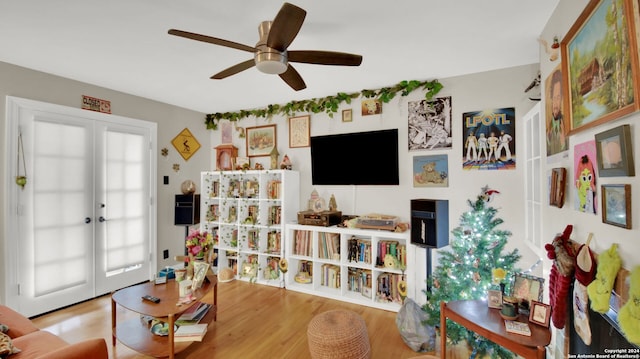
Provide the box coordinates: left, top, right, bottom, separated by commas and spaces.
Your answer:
414, 162, 444, 184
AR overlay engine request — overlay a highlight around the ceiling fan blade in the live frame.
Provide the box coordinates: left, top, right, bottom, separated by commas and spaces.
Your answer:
279, 65, 306, 91
211, 59, 256, 79
288, 50, 363, 66
168, 29, 257, 53
267, 3, 306, 51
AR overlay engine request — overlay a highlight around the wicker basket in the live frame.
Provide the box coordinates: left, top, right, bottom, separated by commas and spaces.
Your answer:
307, 309, 371, 359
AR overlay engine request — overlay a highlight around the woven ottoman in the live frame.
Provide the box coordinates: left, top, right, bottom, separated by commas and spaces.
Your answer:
307, 309, 371, 359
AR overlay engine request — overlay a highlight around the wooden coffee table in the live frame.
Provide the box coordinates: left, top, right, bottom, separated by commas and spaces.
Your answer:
111, 274, 217, 359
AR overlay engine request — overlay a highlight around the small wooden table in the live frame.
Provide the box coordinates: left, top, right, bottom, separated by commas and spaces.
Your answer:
111, 275, 217, 359
440, 300, 550, 359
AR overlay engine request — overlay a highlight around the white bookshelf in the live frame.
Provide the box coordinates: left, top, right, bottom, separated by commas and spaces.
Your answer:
285, 224, 413, 312
200, 170, 300, 287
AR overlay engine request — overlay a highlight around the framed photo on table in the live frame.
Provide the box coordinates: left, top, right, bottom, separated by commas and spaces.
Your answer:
510, 273, 544, 312
529, 301, 551, 327
595, 124, 635, 177
246, 124, 276, 157
487, 289, 503, 309
289, 115, 310, 148
561, 0, 640, 135
601, 184, 632, 228
191, 261, 210, 290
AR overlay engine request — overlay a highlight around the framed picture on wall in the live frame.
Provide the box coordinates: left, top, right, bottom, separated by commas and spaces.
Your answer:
595, 124, 635, 177
601, 184, 632, 228
561, 0, 640, 135
246, 124, 276, 157
288, 115, 310, 148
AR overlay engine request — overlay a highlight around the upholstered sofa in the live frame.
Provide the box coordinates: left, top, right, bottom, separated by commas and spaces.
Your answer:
0, 304, 108, 359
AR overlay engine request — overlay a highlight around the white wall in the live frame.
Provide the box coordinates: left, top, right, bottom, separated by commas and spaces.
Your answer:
0, 61, 211, 302
541, 1, 640, 270
216, 63, 543, 289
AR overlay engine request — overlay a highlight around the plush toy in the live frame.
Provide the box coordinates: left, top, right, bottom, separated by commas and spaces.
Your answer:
618, 266, 640, 345
544, 224, 576, 329
587, 244, 621, 313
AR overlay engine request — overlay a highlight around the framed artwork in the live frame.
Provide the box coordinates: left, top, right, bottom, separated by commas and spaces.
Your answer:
342, 109, 353, 122
361, 99, 382, 116
246, 124, 276, 157
601, 184, 632, 228
220, 120, 233, 144
545, 64, 568, 156
288, 115, 310, 148
561, 0, 640, 135
529, 301, 551, 327
574, 140, 598, 214
413, 154, 448, 187
171, 127, 201, 161
510, 273, 544, 309
462, 107, 516, 170
191, 261, 210, 290
408, 96, 452, 151
595, 124, 635, 177
549, 167, 567, 208
487, 289, 503, 309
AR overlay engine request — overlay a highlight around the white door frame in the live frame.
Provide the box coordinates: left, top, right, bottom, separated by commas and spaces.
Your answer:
3, 96, 157, 315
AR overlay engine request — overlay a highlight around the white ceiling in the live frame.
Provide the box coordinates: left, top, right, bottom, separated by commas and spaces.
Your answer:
0, 0, 558, 114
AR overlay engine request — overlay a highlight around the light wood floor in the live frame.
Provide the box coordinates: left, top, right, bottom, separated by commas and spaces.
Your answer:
31, 280, 439, 359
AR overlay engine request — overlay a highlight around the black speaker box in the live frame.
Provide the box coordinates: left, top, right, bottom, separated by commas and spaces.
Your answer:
174, 194, 200, 225
410, 199, 449, 248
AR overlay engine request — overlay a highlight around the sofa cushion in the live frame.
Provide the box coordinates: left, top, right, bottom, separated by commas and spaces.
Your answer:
0, 306, 38, 338
0, 332, 21, 357
37, 338, 108, 359
10, 331, 68, 358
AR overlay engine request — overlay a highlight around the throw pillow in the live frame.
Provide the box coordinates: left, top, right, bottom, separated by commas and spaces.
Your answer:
0, 332, 21, 357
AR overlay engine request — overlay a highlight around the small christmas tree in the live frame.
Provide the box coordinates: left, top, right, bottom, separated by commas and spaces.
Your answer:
422, 186, 521, 358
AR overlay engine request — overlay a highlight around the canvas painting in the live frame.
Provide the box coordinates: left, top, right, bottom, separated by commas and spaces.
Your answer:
462, 108, 516, 170
574, 140, 598, 214
413, 154, 448, 187
545, 64, 568, 156
408, 96, 452, 151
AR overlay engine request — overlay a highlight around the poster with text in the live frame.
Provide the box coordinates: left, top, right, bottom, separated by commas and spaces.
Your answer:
462, 108, 515, 170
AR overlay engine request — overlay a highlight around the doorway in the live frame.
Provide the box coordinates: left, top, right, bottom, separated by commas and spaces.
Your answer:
4, 96, 157, 317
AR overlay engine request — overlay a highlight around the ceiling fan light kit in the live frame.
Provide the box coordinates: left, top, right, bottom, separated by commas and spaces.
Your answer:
168, 2, 362, 90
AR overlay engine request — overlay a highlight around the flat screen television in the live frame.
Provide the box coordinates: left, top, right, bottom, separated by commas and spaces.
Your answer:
310, 129, 399, 185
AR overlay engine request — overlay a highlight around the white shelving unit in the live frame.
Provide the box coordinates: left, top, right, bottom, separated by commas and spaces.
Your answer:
285, 224, 413, 312
200, 170, 300, 287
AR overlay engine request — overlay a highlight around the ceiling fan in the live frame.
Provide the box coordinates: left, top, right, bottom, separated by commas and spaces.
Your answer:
168, 2, 362, 91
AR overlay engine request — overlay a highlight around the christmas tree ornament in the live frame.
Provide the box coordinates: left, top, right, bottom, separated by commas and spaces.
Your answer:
573, 234, 596, 345
587, 243, 622, 313
544, 224, 576, 329
618, 266, 640, 345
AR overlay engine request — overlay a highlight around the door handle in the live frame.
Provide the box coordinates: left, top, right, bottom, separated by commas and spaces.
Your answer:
99, 216, 107, 222
85, 217, 92, 224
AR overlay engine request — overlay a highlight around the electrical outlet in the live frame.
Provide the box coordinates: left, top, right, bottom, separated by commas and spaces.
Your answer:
163, 176, 169, 185
163, 249, 169, 259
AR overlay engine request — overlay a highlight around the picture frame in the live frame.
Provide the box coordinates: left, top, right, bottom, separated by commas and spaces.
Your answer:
191, 261, 210, 290
595, 124, 635, 177
601, 184, 632, 228
413, 154, 448, 187
361, 99, 382, 116
561, 0, 640, 135
288, 115, 310, 148
246, 124, 276, 157
342, 108, 353, 122
510, 273, 544, 310
529, 301, 551, 327
487, 289, 503, 309
549, 167, 567, 208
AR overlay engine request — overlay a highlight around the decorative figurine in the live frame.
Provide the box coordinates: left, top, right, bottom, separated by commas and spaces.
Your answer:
329, 194, 337, 211
270, 147, 279, 170
280, 154, 292, 170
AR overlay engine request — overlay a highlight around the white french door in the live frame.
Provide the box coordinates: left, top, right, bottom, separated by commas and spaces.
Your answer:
4, 97, 157, 317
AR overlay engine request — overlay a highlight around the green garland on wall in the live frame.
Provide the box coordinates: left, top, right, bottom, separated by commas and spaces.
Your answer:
204, 79, 443, 130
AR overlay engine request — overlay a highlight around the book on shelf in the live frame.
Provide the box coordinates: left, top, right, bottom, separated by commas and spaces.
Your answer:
174, 323, 208, 342
504, 320, 531, 336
